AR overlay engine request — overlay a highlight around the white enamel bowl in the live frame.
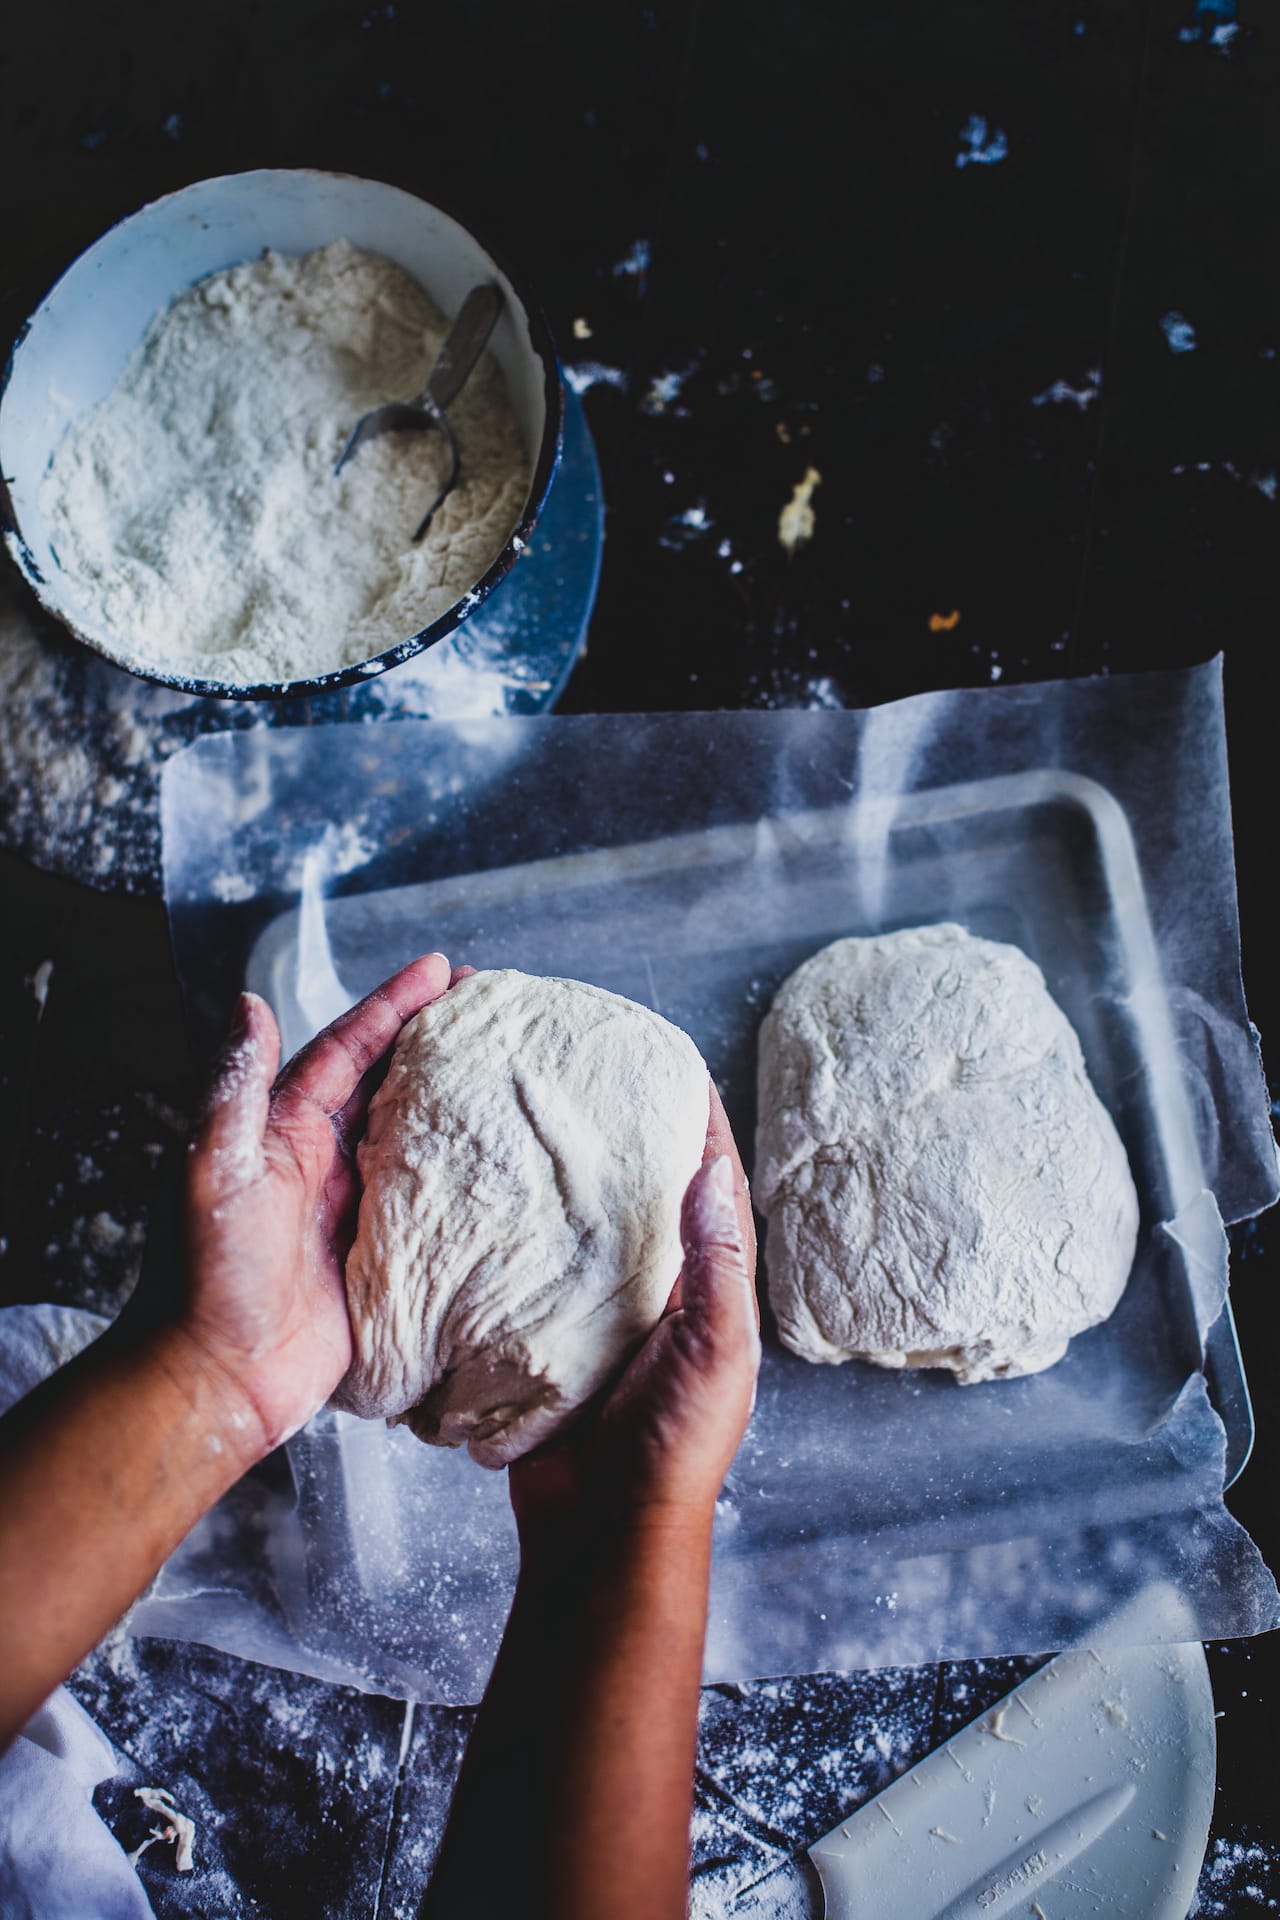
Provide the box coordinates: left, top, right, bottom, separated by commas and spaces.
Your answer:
0, 169, 563, 699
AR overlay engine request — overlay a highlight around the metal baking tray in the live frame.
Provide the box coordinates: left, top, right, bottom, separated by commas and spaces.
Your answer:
249, 767, 1252, 1487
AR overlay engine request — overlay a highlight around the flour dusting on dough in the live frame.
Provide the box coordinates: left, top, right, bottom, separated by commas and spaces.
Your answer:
336, 970, 709, 1466
756, 925, 1139, 1384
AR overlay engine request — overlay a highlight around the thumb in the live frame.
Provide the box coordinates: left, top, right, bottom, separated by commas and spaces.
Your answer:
191, 993, 280, 1194
678, 1156, 759, 1351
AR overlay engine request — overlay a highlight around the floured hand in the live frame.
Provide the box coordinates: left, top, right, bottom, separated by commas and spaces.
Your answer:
0, 954, 474, 1748
510, 1081, 760, 1545
182, 953, 464, 1451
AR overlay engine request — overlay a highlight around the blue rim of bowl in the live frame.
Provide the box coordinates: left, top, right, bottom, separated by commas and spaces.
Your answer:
0, 167, 565, 703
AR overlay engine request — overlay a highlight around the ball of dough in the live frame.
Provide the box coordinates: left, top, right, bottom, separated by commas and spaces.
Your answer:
334, 969, 710, 1465
755, 925, 1139, 1384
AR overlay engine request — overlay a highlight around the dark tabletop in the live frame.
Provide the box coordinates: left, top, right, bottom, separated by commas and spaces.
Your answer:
1, 1, 1277, 1913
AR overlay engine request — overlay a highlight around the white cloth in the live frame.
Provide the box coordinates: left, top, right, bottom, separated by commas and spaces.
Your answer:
0, 1689, 153, 1920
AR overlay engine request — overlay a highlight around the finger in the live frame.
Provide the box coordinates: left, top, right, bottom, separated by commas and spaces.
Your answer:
330, 1051, 391, 1158
191, 992, 280, 1193
275, 952, 452, 1122
317, 1152, 362, 1267
704, 1079, 758, 1284
704, 1078, 737, 1161
679, 1155, 762, 1354
660, 1084, 752, 1324
330, 955, 470, 1149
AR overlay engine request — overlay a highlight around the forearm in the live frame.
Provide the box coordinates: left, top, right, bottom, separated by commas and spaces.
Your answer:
424, 1508, 714, 1920
0, 1315, 264, 1747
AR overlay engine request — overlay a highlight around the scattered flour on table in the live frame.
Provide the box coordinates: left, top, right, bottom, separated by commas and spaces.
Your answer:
39, 239, 530, 687
12, 1091, 184, 1315
0, 564, 199, 889
747, 663, 846, 709
1195, 1833, 1280, 1912
0, 553, 552, 895
689, 1668, 938, 1918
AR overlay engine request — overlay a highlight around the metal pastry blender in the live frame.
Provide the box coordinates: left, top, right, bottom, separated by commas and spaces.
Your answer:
334, 281, 504, 541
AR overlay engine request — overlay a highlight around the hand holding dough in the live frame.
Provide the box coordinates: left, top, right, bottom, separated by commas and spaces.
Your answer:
334, 969, 711, 1466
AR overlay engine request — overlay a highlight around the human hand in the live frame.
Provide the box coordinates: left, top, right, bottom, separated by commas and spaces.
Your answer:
510, 1082, 760, 1547
174, 953, 464, 1456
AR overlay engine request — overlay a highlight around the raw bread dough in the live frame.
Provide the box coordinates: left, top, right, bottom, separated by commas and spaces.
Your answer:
755, 925, 1139, 1384
335, 968, 710, 1465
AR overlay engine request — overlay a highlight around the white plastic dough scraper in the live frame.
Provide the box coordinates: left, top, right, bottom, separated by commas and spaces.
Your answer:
806, 1642, 1215, 1918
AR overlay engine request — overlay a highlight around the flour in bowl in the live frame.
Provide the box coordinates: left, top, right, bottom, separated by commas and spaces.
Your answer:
39, 240, 531, 687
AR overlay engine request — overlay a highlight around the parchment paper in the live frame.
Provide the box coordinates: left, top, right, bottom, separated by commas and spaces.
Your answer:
158, 661, 1279, 1700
